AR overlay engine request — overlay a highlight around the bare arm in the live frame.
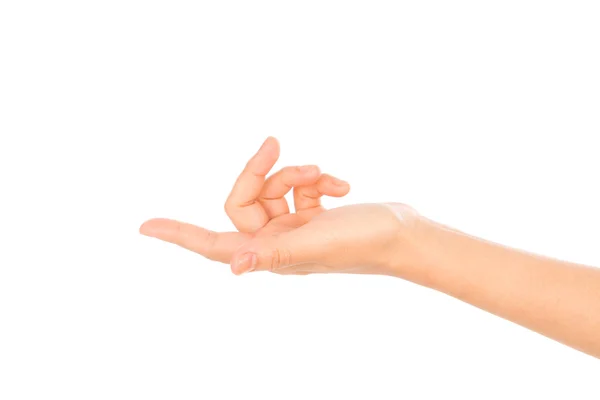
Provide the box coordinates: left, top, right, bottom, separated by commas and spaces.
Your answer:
401, 215, 600, 358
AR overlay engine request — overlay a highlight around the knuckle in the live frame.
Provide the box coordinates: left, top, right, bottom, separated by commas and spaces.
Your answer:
171, 222, 184, 244
284, 166, 299, 176
286, 165, 307, 179
299, 186, 321, 199
224, 198, 233, 215
203, 230, 218, 260
173, 222, 183, 234
269, 248, 292, 272
269, 249, 280, 272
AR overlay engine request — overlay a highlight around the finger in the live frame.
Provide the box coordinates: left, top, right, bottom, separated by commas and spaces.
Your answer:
225, 137, 279, 233
229, 227, 324, 275
293, 173, 350, 213
140, 218, 249, 263
259, 165, 321, 218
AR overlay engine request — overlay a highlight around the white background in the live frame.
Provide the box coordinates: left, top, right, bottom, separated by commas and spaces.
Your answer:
1, 1, 599, 399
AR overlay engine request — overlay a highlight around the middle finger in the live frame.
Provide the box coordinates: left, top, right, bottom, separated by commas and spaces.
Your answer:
259, 165, 321, 218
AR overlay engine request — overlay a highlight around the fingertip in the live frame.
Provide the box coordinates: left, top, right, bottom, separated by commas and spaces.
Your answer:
260, 136, 280, 156
339, 180, 351, 195
139, 219, 155, 236
266, 136, 279, 147
138, 218, 173, 237
249, 137, 280, 175
318, 174, 351, 197
230, 252, 257, 275
331, 177, 349, 187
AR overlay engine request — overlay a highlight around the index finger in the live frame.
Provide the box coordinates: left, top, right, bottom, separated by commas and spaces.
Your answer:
224, 137, 279, 233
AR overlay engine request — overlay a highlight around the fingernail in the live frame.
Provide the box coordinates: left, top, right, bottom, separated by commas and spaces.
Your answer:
297, 165, 317, 173
236, 253, 257, 275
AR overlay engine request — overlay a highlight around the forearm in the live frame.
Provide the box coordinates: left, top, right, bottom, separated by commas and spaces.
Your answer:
397, 216, 600, 358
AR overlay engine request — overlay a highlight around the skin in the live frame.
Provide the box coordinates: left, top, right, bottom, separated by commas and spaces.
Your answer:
140, 136, 600, 359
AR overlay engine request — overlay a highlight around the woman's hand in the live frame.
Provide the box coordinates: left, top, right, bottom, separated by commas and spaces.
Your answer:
139, 137, 421, 277
140, 137, 600, 358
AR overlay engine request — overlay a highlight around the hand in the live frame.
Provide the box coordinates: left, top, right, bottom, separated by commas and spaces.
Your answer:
140, 137, 421, 277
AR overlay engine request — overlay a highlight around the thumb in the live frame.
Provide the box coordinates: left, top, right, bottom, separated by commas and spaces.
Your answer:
230, 230, 321, 275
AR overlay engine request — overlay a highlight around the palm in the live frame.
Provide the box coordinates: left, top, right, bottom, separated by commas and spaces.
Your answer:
255, 211, 312, 236
225, 206, 332, 262
224, 213, 307, 253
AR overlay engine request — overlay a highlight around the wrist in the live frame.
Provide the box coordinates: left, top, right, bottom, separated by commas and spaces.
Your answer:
387, 209, 493, 295
383, 204, 449, 288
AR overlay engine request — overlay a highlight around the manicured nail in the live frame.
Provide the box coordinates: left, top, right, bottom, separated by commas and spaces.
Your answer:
236, 253, 257, 275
